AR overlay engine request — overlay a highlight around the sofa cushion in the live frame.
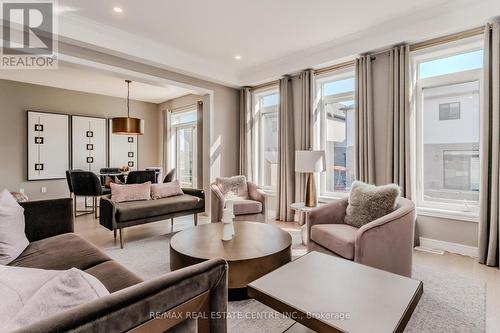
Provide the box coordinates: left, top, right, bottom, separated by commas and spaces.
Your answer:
111, 182, 152, 203
85, 261, 142, 293
233, 199, 262, 215
215, 175, 248, 199
151, 181, 184, 199
310, 224, 358, 260
344, 181, 400, 228
1, 266, 109, 332
9, 233, 110, 270
115, 194, 203, 222
0, 189, 29, 265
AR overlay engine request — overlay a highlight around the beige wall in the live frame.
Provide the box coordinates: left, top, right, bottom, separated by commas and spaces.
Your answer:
0, 79, 160, 200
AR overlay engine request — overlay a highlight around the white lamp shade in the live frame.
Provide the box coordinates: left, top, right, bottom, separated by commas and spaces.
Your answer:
295, 150, 326, 173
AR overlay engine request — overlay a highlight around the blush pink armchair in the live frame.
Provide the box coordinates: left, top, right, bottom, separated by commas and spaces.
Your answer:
307, 197, 415, 277
211, 181, 267, 223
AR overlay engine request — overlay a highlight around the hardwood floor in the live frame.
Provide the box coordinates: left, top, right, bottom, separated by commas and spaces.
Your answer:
75, 211, 500, 333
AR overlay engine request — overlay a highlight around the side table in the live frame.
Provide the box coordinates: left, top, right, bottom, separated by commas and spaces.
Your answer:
290, 202, 319, 245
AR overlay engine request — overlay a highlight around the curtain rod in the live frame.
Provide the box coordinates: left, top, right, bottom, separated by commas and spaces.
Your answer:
410, 26, 485, 52
247, 25, 487, 90
313, 60, 356, 76
249, 80, 280, 91
167, 103, 199, 113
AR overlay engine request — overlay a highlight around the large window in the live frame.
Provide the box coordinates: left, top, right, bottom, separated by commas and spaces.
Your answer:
412, 40, 483, 216
252, 88, 279, 191
315, 71, 356, 197
168, 108, 197, 187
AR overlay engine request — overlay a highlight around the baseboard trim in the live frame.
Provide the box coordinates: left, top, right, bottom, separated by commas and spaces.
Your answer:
419, 237, 478, 258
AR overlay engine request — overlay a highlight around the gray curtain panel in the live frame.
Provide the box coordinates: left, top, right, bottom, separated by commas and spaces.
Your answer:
479, 22, 500, 267
355, 56, 376, 184
276, 77, 295, 221
387, 45, 411, 198
295, 69, 314, 203
239, 88, 252, 179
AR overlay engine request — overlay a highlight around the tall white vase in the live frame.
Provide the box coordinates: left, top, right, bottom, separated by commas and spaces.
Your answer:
221, 200, 235, 241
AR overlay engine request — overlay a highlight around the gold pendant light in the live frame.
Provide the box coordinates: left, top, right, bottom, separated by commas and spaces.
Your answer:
112, 80, 144, 135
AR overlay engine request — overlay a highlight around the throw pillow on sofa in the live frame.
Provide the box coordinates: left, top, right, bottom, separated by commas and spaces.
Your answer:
344, 181, 400, 228
110, 181, 152, 203
0, 265, 109, 332
151, 181, 184, 199
0, 189, 29, 265
215, 175, 248, 200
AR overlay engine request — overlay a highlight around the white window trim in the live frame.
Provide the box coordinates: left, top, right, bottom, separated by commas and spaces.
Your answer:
166, 107, 198, 188
411, 40, 483, 221
314, 69, 356, 198
252, 86, 279, 191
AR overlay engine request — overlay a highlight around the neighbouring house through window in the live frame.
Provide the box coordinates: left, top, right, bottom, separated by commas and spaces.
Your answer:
412, 38, 483, 215
167, 107, 197, 187
314, 70, 356, 198
252, 88, 279, 191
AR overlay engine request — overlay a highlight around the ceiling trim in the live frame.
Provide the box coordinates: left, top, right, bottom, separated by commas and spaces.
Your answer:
237, 0, 494, 85
51, 0, 497, 87
58, 53, 213, 96
58, 13, 241, 87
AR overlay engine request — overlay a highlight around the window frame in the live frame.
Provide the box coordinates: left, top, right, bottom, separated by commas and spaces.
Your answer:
412, 39, 483, 219
252, 86, 279, 192
314, 69, 356, 199
166, 107, 198, 188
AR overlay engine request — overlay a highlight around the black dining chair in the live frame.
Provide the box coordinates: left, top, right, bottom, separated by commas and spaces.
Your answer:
163, 168, 176, 183
70, 171, 111, 218
66, 169, 94, 211
126, 170, 157, 184
65, 169, 83, 198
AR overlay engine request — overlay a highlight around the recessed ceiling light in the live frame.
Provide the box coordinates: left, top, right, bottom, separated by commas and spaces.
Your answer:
234, 55, 242, 60
113, 7, 123, 13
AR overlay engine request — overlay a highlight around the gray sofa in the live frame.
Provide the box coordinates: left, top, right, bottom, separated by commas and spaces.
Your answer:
9, 198, 228, 333
100, 188, 205, 247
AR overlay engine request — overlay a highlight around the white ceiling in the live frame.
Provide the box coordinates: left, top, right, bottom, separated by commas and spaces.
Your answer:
39, 1, 500, 86
0, 61, 196, 103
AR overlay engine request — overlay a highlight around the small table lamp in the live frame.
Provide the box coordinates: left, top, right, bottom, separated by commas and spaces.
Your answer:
295, 150, 326, 207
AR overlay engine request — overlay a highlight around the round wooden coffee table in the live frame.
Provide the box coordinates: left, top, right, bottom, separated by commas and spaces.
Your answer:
170, 221, 292, 300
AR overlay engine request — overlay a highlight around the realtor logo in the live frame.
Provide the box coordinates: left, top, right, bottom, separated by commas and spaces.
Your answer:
1, 1, 57, 69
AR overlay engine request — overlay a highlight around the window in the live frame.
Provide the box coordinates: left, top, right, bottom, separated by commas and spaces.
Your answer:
252, 88, 279, 190
412, 40, 482, 215
439, 102, 460, 120
315, 71, 356, 197
168, 108, 197, 187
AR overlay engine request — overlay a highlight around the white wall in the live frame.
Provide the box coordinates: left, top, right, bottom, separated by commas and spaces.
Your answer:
423, 81, 479, 144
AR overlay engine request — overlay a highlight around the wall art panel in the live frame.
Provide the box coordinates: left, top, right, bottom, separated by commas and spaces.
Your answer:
27, 111, 69, 180
71, 116, 107, 172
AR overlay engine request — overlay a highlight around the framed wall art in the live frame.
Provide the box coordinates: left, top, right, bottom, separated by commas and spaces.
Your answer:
27, 111, 69, 180
71, 116, 107, 172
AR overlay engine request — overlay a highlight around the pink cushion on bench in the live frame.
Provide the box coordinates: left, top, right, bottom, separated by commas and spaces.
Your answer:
110, 182, 151, 203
